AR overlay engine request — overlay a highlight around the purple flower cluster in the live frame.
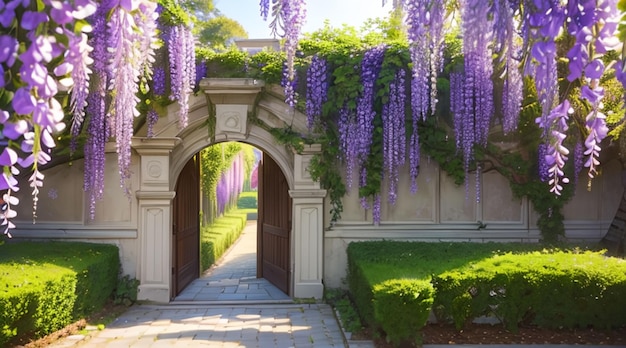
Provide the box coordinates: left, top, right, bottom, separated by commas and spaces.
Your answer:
195, 60, 207, 89
146, 108, 159, 138
581, 81, 608, 182
0, 0, 96, 234
168, 25, 196, 129
215, 153, 245, 217
537, 143, 549, 182
305, 54, 328, 131
280, 0, 307, 107
535, 100, 572, 196
338, 107, 358, 190
356, 45, 386, 162
153, 67, 166, 97
405, 0, 446, 120
493, 0, 523, 134
382, 69, 406, 205
563, 0, 618, 184
524, 0, 565, 136
108, 1, 159, 196
451, 0, 494, 195
259, 0, 270, 21
573, 141, 583, 186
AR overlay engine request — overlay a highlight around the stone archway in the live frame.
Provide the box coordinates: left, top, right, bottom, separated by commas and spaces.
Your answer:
132, 79, 326, 303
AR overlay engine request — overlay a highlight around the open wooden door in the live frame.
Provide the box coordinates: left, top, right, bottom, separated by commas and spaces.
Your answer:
172, 155, 200, 298
257, 153, 291, 294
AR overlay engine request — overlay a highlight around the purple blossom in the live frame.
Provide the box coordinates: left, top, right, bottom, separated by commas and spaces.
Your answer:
382, 69, 406, 205
195, 60, 207, 88
406, 0, 445, 120
305, 54, 328, 131
581, 80, 608, 181
260, 0, 270, 21
147, 108, 159, 138
493, 0, 523, 134
356, 45, 385, 163
153, 67, 166, 96
373, 194, 381, 225
573, 141, 583, 186
537, 143, 549, 182
338, 106, 358, 190
535, 100, 572, 196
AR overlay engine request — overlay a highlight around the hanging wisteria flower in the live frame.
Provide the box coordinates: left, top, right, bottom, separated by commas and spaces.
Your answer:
146, 108, 159, 138
108, 0, 158, 196
382, 69, 406, 205
273, 0, 306, 106
405, 0, 446, 120
338, 106, 358, 190
536, 100, 572, 196
537, 143, 549, 182
493, 0, 523, 134
0, 0, 96, 234
581, 81, 608, 184
356, 45, 386, 162
305, 54, 328, 131
524, 0, 565, 136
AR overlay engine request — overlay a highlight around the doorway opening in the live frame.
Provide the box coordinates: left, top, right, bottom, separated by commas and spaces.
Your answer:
172, 142, 292, 302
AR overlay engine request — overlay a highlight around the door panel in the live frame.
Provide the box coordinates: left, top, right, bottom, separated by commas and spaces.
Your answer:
258, 153, 291, 294
173, 155, 200, 297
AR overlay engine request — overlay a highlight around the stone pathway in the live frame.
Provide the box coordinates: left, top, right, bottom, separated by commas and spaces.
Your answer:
174, 221, 290, 303
47, 221, 357, 347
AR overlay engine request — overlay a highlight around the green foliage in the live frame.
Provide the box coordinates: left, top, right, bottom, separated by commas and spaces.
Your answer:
433, 250, 626, 331
0, 242, 119, 345
200, 142, 252, 224
113, 275, 140, 307
324, 288, 363, 334
236, 191, 258, 209
373, 279, 434, 346
200, 209, 248, 272
158, 0, 192, 26
197, 16, 248, 50
347, 241, 625, 346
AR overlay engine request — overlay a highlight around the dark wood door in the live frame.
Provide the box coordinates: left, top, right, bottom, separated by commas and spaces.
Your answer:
257, 153, 291, 294
173, 155, 200, 297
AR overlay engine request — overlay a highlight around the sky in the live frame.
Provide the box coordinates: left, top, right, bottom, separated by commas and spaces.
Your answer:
215, 0, 393, 39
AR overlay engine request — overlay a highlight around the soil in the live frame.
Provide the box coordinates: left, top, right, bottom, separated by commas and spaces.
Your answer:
352, 323, 626, 347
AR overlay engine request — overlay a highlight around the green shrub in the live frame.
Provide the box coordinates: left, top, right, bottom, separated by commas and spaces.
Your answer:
0, 241, 119, 345
237, 191, 258, 209
200, 210, 248, 272
347, 241, 624, 346
433, 250, 626, 331
373, 279, 434, 346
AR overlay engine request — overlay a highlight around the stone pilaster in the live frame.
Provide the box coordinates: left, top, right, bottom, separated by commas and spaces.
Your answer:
132, 137, 180, 303
290, 144, 326, 299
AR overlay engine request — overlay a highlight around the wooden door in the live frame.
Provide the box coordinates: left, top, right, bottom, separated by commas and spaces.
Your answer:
257, 153, 291, 294
172, 155, 200, 297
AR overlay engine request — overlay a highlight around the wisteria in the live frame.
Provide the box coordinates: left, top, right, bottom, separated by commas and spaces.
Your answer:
536, 100, 572, 196
108, 0, 159, 196
493, 0, 523, 134
146, 108, 159, 138
215, 153, 245, 216
0, 0, 96, 235
564, 0, 619, 185
524, 0, 565, 137
382, 69, 406, 205
405, 0, 446, 120
270, 0, 307, 107
305, 54, 328, 131
168, 25, 196, 129
338, 106, 359, 190
357, 45, 386, 162
452, 0, 494, 199
582, 81, 608, 185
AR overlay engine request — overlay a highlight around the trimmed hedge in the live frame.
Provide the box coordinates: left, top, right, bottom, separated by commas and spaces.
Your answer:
347, 241, 626, 345
433, 250, 626, 331
0, 241, 119, 345
200, 210, 248, 272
